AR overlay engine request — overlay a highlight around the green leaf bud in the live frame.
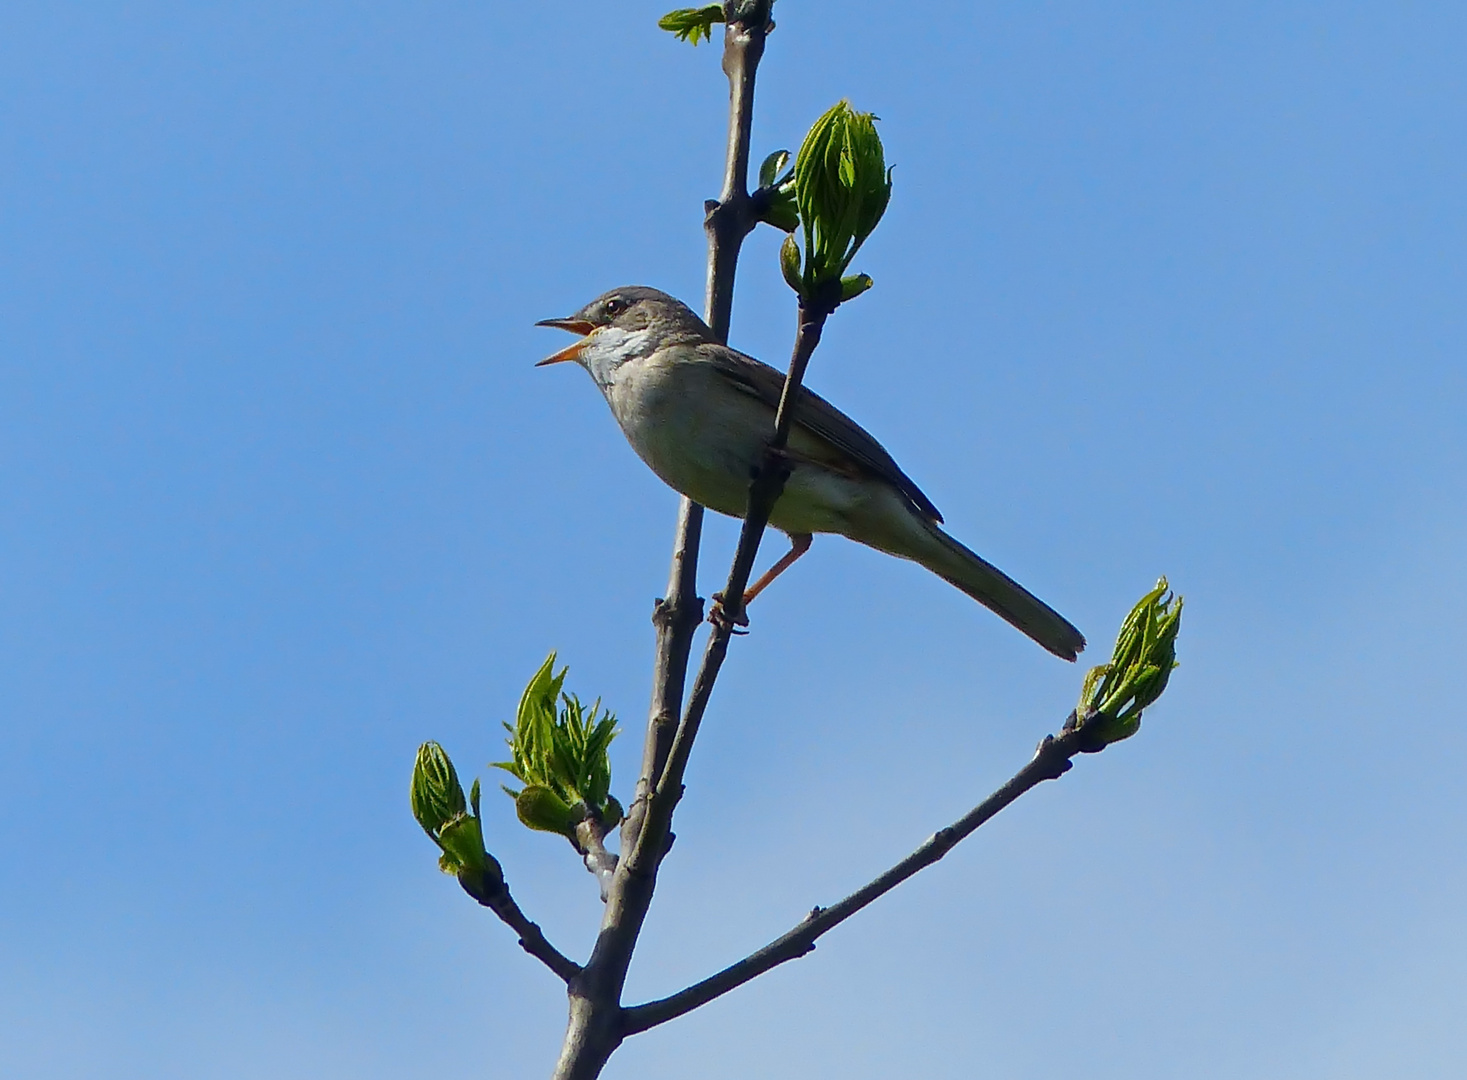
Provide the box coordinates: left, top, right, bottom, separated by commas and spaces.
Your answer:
759, 149, 790, 189
1077, 578, 1183, 746
792, 100, 893, 295
780, 234, 803, 294
839, 273, 873, 302
411, 741, 467, 838
410, 742, 501, 887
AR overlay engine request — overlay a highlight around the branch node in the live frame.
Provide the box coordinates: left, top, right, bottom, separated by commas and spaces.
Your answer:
652, 594, 706, 633
1030, 735, 1076, 781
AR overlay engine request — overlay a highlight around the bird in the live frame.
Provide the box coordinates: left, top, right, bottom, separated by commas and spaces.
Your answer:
535, 286, 1085, 661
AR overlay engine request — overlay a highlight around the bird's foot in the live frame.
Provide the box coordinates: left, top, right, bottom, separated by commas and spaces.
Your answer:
708, 592, 750, 634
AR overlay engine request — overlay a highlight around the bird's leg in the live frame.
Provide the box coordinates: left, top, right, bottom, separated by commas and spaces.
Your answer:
711, 533, 813, 628
743, 532, 813, 605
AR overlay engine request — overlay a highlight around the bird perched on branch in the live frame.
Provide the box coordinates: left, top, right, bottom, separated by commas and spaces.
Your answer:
536, 286, 1085, 660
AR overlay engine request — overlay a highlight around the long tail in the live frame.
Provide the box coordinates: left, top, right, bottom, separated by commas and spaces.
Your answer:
913, 520, 1086, 661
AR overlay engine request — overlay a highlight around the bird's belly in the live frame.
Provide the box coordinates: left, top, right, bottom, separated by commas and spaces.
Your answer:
604, 357, 866, 535
767, 464, 868, 535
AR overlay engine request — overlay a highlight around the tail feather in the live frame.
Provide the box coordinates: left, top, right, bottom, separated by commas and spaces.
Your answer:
916, 521, 1085, 661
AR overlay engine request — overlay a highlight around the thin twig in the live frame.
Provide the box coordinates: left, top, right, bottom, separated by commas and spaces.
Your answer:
622, 714, 1100, 1033
716, 290, 838, 624
458, 873, 583, 985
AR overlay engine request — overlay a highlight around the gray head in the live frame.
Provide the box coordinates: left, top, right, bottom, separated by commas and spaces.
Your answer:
535, 286, 712, 386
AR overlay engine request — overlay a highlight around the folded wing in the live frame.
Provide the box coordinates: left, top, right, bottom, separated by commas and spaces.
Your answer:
701, 344, 945, 523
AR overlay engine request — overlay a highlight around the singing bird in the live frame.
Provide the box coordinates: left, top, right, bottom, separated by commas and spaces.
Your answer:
536, 286, 1085, 660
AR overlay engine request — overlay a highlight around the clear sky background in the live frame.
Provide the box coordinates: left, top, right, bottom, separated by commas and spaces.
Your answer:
2, 2, 1464, 1077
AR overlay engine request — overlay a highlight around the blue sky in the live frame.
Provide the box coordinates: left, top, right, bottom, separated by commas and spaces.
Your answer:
2, 2, 1464, 1077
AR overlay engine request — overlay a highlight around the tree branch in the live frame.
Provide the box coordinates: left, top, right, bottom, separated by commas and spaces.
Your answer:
457, 872, 583, 985
549, 8, 775, 1079
619, 0, 768, 865
622, 712, 1104, 1034
618, 502, 702, 863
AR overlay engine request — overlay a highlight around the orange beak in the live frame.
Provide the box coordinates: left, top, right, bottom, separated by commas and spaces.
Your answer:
534, 317, 596, 366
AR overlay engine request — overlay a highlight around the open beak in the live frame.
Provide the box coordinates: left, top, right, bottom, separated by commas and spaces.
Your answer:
534, 317, 596, 366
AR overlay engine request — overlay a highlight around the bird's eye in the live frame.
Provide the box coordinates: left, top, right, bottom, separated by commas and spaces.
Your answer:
603, 298, 625, 317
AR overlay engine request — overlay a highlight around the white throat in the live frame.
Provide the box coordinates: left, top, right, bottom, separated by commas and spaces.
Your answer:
580, 326, 654, 388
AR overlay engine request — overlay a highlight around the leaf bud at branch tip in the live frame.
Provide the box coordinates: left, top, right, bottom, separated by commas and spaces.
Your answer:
1075, 578, 1184, 748
411, 741, 466, 837
780, 99, 893, 306
410, 741, 501, 885
492, 652, 624, 850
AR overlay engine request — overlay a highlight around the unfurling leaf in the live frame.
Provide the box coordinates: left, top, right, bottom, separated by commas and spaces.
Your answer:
789, 99, 893, 299
493, 652, 622, 835
658, 5, 726, 45
411, 741, 466, 837
757, 149, 799, 232
409, 742, 501, 885
1076, 578, 1183, 746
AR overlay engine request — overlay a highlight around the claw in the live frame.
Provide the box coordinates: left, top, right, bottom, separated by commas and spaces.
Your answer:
709, 592, 751, 632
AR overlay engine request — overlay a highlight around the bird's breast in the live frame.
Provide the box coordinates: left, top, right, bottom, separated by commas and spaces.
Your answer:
596, 347, 884, 537
601, 350, 766, 518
